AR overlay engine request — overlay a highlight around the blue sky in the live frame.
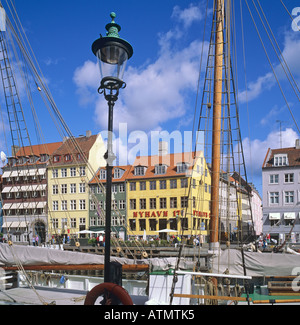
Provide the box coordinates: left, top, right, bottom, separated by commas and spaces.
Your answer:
2, 0, 300, 195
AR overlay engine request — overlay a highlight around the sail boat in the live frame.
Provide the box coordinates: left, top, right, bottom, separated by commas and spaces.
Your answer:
0, 0, 300, 306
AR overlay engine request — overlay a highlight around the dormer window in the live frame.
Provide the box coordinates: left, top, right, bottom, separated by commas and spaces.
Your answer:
99, 169, 106, 180
65, 154, 71, 162
114, 168, 124, 179
40, 154, 49, 162
177, 162, 189, 173
53, 156, 60, 163
155, 164, 167, 175
17, 157, 26, 165
134, 166, 147, 176
274, 154, 288, 167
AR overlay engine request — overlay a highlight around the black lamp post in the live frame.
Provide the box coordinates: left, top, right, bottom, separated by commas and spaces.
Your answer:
92, 12, 133, 284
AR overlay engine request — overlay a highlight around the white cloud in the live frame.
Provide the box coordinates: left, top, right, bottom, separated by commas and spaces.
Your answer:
172, 3, 204, 29
73, 4, 209, 133
242, 128, 299, 179
239, 32, 300, 103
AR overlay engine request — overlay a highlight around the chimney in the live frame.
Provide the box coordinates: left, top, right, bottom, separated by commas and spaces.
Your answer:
86, 130, 92, 138
158, 141, 168, 156
296, 139, 300, 149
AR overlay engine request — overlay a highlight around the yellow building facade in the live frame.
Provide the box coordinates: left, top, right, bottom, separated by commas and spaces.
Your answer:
126, 151, 211, 240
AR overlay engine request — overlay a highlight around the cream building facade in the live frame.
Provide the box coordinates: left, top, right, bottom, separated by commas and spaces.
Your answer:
47, 132, 106, 240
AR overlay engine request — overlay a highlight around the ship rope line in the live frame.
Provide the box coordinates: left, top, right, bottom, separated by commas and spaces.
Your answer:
170, 0, 256, 304
244, 0, 300, 134
4, 0, 186, 261
1, 0, 148, 261
5, 0, 149, 257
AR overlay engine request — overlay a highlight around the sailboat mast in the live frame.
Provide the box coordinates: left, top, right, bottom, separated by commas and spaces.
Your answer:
210, 0, 224, 249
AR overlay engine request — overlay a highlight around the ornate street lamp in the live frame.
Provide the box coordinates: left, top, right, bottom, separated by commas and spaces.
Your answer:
92, 12, 133, 284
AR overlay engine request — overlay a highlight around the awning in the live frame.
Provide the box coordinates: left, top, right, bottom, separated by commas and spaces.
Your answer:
37, 202, 46, 208
284, 212, 296, 220
2, 222, 12, 228
2, 171, 11, 178
10, 221, 20, 228
19, 221, 29, 228
269, 213, 280, 220
2, 187, 12, 193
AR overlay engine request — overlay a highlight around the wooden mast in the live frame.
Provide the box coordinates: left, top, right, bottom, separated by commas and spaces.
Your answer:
209, 0, 224, 250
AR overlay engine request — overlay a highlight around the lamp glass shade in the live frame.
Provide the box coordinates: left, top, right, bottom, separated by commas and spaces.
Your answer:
96, 44, 128, 81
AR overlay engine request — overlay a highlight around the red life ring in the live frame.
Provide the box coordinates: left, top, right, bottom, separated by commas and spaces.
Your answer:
84, 282, 133, 305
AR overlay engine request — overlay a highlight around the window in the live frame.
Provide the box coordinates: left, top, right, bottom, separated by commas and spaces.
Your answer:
90, 201, 96, 210
70, 183, 76, 194
181, 196, 188, 208
170, 179, 177, 189
155, 165, 167, 175
119, 184, 125, 192
79, 167, 86, 176
139, 219, 146, 231
150, 181, 156, 190
284, 191, 294, 204
112, 185, 118, 193
160, 198, 167, 209
129, 219, 136, 231
79, 200, 86, 210
65, 154, 71, 162
274, 154, 288, 166
61, 184, 67, 194
134, 166, 147, 176
70, 218, 76, 228
52, 201, 58, 211
150, 198, 156, 209
140, 198, 146, 210
160, 180, 167, 190
61, 168, 67, 178
269, 192, 279, 204
112, 200, 117, 209
99, 169, 106, 180
79, 183, 86, 193
269, 174, 279, 184
130, 182, 136, 191
130, 199, 136, 210
140, 181, 146, 191
70, 167, 76, 177
149, 219, 157, 231
99, 201, 105, 210
52, 185, 58, 195
52, 219, 59, 229
52, 169, 58, 178
70, 200, 76, 210
114, 168, 124, 179
192, 179, 196, 189
177, 163, 189, 173
119, 200, 126, 210
181, 178, 188, 188
53, 156, 60, 163
284, 173, 294, 183
170, 197, 177, 209
61, 200, 67, 211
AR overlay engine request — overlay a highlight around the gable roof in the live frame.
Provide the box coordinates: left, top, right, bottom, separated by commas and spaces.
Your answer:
263, 146, 300, 168
50, 134, 98, 165
15, 142, 63, 157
